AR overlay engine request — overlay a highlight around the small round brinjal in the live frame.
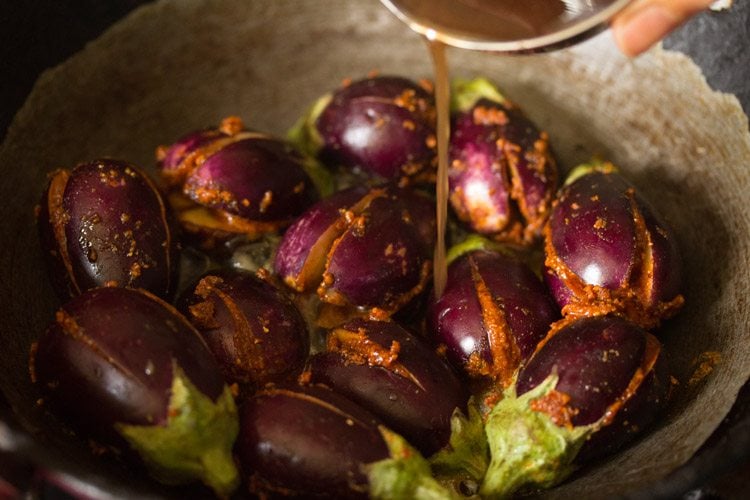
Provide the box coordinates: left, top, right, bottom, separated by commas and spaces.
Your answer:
37, 159, 177, 301
290, 75, 437, 180
427, 248, 559, 386
448, 78, 557, 245
183, 138, 317, 222
320, 192, 430, 311
237, 384, 390, 498
30, 287, 240, 496
158, 118, 319, 245
479, 315, 669, 498
274, 183, 434, 319
179, 268, 309, 389
544, 161, 684, 329
156, 116, 244, 188
307, 318, 466, 455
273, 184, 371, 292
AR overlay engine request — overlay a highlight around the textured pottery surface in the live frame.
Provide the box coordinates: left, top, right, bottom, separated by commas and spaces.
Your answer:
1, 0, 749, 497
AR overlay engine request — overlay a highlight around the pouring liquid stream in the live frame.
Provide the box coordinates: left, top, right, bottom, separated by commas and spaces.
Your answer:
419, 0, 627, 298
425, 2, 573, 299
429, 39, 450, 299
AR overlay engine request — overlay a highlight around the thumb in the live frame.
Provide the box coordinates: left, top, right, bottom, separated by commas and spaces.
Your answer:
611, 0, 717, 57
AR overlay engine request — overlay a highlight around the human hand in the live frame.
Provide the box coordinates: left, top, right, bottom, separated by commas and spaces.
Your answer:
611, 0, 719, 56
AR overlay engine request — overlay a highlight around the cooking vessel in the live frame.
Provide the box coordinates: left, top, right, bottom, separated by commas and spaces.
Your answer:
1, 0, 749, 498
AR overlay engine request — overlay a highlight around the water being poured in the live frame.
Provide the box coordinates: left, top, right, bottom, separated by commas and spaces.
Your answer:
380, 0, 631, 298
429, 40, 450, 298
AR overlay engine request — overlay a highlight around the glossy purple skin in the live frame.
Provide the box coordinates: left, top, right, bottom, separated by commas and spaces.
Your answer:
183, 137, 317, 222
638, 199, 683, 307
179, 269, 309, 388
37, 160, 177, 301
427, 250, 559, 380
275, 183, 434, 312
576, 352, 669, 463
273, 185, 370, 291
159, 128, 227, 174
32, 287, 225, 441
542, 271, 575, 310
549, 172, 637, 292
237, 384, 389, 498
394, 187, 437, 258
546, 170, 681, 309
516, 315, 662, 427
322, 192, 430, 309
316, 76, 436, 179
308, 319, 466, 455
449, 98, 556, 242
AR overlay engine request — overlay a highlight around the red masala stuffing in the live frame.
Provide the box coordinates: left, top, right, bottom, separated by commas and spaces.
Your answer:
473, 105, 508, 126
530, 389, 578, 429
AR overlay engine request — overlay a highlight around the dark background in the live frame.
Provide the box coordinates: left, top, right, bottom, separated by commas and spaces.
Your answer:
1, 1, 749, 498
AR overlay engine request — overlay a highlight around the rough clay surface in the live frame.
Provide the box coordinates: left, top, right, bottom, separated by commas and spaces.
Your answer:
0, 0, 748, 497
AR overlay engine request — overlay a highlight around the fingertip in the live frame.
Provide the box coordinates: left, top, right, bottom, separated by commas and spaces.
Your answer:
611, 4, 680, 57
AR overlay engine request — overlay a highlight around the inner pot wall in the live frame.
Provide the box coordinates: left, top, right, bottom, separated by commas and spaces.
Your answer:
0, 0, 748, 497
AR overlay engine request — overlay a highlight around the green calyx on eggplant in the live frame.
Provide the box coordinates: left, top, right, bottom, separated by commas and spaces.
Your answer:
544, 160, 684, 329
30, 287, 240, 497
480, 314, 669, 497
369, 315, 669, 499
367, 401, 489, 500
37, 159, 178, 301
116, 363, 239, 496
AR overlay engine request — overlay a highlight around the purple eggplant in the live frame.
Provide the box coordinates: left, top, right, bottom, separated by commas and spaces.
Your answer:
156, 116, 245, 188
320, 194, 428, 309
427, 248, 559, 386
307, 318, 467, 455
183, 137, 316, 221
273, 185, 371, 292
479, 314, 669, 497
179, 268, 309, 389
574, 341, 670, 463
544, 161, 684, 329
516, 316, 667, 428
448, 78, 557, 246
518, 314, 670, 462
237, 383, 390, 498
289, 75, 437, 180
37, 159, 177, 301
157, 119, 319, 246
274, 183, 434, 319
30, 287, 240, 496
